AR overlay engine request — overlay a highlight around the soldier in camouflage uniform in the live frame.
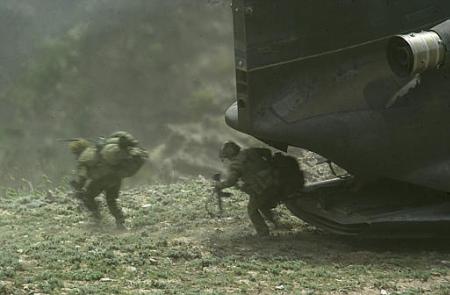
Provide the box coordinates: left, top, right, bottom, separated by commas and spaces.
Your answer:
215, 141, 284, 236
69, 131, 148, 230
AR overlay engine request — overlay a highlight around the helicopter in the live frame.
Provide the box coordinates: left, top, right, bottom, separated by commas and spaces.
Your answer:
225, 0, 450, 238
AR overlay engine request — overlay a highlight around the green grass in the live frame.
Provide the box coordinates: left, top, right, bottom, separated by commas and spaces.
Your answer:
0, 179, 449, 294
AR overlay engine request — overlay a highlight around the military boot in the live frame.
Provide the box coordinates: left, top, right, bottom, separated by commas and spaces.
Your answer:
115, 220, 128, 231
91, 211, 102, 225
255, 227, 270, 237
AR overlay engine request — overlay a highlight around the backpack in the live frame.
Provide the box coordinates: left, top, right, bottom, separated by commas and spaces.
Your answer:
239, 148, 275, 195
272, 152, 304, 197
97, 135, 148, 178
116, 147, 148, 178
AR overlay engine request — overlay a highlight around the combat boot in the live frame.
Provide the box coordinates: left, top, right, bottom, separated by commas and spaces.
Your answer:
256, 227, 270, 237
90, 212, 102, 226
115, 220, 128, 231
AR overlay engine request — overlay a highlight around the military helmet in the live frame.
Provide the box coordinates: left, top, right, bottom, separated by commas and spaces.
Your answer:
69, 138, 91, 155
109, 131, 139, 147
219, 141, 241, 159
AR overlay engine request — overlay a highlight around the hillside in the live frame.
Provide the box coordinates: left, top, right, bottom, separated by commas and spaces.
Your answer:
0, 180, 449, 294
0, 0, 249, 187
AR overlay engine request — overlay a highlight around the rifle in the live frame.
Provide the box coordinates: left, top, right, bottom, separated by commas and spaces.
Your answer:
57, 138, 81, 143
205, 173, 232, 217
58, 137, 106, 149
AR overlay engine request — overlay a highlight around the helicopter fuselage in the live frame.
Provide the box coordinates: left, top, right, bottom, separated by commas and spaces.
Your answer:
227, 0, 450, 192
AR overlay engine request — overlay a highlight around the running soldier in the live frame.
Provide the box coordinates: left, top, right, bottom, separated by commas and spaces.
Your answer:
69, 131, 148, 230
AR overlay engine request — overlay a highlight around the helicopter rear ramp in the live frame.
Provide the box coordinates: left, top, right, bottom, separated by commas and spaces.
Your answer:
286, 179, 450, 238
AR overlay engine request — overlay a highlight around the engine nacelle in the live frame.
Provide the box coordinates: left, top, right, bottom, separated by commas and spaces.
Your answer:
387, 20, 450, 77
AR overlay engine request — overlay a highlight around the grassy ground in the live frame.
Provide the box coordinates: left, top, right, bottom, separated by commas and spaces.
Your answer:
0, 178, 449, 295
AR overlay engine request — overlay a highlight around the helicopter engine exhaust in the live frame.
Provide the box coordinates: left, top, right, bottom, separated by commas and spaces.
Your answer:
387, 19, 450, 77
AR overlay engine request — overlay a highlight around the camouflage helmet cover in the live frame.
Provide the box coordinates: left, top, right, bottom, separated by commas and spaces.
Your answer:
109, 131, 139, 147
220, 141, 241, 159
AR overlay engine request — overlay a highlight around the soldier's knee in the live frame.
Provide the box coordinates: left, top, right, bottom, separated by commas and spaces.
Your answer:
106, 196, 122, 209
109, 202, 119, 214
106, 186, 120, 199
83, 196, 97, 206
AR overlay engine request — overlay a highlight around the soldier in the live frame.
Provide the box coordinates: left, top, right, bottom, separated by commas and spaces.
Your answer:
215, 141, 296, 236
69, 131, 148, 230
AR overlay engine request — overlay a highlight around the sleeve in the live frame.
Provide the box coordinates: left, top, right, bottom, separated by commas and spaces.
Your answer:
70, 163, 88, 190
217, 160, 242, 189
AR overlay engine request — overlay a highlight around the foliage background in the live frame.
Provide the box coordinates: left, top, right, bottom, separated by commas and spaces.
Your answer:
0, 0, 256, 187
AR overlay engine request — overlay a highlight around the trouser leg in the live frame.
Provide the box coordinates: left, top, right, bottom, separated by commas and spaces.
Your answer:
260, 206, 279, 227
82, 182, 103, 222
262, 195, 296, 231
247, 195, 270, 236
105, 181, 125, 227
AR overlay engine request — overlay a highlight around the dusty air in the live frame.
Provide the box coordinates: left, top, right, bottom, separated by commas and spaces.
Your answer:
0, 1, 449, 294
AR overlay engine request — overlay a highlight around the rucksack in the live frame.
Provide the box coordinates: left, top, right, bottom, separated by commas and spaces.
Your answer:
239, 148, 280, 195
116, 147, 148, 178
272, 152, 304, 197
97, 135, 148, 178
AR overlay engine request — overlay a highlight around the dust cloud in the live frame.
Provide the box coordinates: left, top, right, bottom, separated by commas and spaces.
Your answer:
0, 0, 252, 188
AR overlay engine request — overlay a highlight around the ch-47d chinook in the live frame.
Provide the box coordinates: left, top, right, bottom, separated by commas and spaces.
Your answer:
225, 0, 450, 238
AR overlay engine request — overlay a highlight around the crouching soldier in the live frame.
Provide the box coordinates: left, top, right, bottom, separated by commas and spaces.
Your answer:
68, 131, 148, 230
215, 141, 299, 236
